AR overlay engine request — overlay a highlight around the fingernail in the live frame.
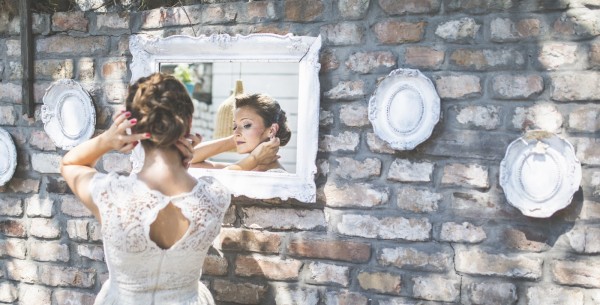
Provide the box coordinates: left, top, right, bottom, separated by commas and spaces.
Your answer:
133, 141, 138, 146
130, 118, 137, 124
125, 112, 131, 118
145, 133, 151, 138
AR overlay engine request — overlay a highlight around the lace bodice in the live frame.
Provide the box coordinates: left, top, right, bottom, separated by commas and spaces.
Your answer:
89, 172, 230, 305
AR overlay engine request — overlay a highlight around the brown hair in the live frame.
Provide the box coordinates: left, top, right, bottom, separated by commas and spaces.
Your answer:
235, 93, 292, 146
125, 73, 193, 148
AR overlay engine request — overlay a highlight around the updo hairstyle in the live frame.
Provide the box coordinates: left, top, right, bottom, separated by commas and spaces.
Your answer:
235, 93, 291, 146
125, 73, 193, 148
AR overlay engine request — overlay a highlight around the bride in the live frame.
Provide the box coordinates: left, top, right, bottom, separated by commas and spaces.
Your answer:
60, 73, 278, 304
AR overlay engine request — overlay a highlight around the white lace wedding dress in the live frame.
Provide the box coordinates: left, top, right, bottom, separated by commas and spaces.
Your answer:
89, 172, 231, 305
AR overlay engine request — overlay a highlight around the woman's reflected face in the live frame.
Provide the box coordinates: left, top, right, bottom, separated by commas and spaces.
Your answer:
232, 106, 270, 154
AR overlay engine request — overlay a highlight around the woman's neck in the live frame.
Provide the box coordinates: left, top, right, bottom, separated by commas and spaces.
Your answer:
136, 146, 194, 192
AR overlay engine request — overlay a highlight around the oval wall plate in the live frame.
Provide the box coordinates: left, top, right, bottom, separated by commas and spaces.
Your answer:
368, 68, 440, 150
0, 128, 17, 186
499, 131, 581, 218
41, 79, 96, 150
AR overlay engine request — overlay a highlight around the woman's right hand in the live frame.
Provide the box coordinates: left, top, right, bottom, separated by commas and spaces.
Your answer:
250, 137, 281, 166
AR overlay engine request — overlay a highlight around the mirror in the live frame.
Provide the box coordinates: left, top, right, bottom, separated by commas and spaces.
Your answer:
129, 33, 322, 202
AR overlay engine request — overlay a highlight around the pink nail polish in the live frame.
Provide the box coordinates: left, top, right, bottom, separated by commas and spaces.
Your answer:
130, 118, 137, 124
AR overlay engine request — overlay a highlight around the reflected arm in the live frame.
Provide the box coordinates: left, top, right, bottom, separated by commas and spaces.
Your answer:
190, 135, 236, 163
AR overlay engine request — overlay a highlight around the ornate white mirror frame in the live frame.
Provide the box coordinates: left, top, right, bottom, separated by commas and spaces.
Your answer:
129, 33, 322, 202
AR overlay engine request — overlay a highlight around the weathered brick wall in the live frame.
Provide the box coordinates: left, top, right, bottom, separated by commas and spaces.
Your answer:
1, 0, 600, 304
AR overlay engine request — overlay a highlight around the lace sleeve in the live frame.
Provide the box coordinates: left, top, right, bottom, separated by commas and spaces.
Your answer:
88, 172, 118, 210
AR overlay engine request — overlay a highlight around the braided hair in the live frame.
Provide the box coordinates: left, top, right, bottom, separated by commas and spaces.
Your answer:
125, 73, 194, 148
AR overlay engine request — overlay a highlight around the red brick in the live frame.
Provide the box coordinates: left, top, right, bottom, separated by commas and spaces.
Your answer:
378, 0, 441, 14
0, 219, 26, 237
404, 46, 444, 69
213, 279, 268, 304
235, 254, 302, 280
285, 0, 324, 22
202, 254, 228, 276
52, 11, 88, 32
373, 20, 426, 44
287, 238, 371, 262
219, 228, 281, 253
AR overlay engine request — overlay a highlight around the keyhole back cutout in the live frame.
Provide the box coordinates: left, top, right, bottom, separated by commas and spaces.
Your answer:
149, 202, 190, 250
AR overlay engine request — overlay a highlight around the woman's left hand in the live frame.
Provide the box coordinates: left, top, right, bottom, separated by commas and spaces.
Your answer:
175, 133, 203, 168
101, 111, 150, 153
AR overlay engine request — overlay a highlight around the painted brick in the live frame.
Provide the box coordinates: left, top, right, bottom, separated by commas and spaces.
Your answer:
305, 262, 349, 286
29, 240, 69, 262
25, 195, 54, 217
323, 290, 368, 305
526, 285, 583, 305
412, 275, 460, 302
552, 259, 600, 288
379, 0, 440, 14
339, 102, 369, 127
512, 103, 563, 132
388, 159, 434, 182
551, 72, 600, 101
272, 283, 319, 305
31, 153, 62, 174
439, 222, 487, 243
434, 74, 481, 99
454, 105, 501, 130
492, 74, 544, 99
61, 195, 93, 218
455, 246, 543, 279
346, 51, 396, 74
0, 238, 27, 259
77, 244, 104, 261
36, 35, 109, 55
322, 181, 388, 208
461, 279, 517, 305
324, 80, 365, 100
441, 163, 489, 189
336, 214, 431, 241
435, 17, 480, 41
397, 187, 441, 213
378, 244, 452, 272
334, 157, 381, 179
319, 131, 360, 152
241, 207, 326, 230
29, 218, 61, 239
0, 197, 22, 216
338, 0, 369, 19
53, 289, 95, 305
212, 279, 267, 304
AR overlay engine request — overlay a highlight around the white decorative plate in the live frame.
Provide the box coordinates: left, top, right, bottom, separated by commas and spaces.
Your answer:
0, 128, 17, 186
368, 68, 440, 150
499, 131, 581, 218
41, 79, 96, 150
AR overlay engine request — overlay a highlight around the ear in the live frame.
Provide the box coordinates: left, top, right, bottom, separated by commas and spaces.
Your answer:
269, 123, 279, 137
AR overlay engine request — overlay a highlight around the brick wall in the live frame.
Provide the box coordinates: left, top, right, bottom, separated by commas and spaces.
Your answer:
1, 0, 600, 304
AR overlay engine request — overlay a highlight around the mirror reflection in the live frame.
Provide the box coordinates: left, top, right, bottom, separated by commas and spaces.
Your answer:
159, 62, 299, 173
